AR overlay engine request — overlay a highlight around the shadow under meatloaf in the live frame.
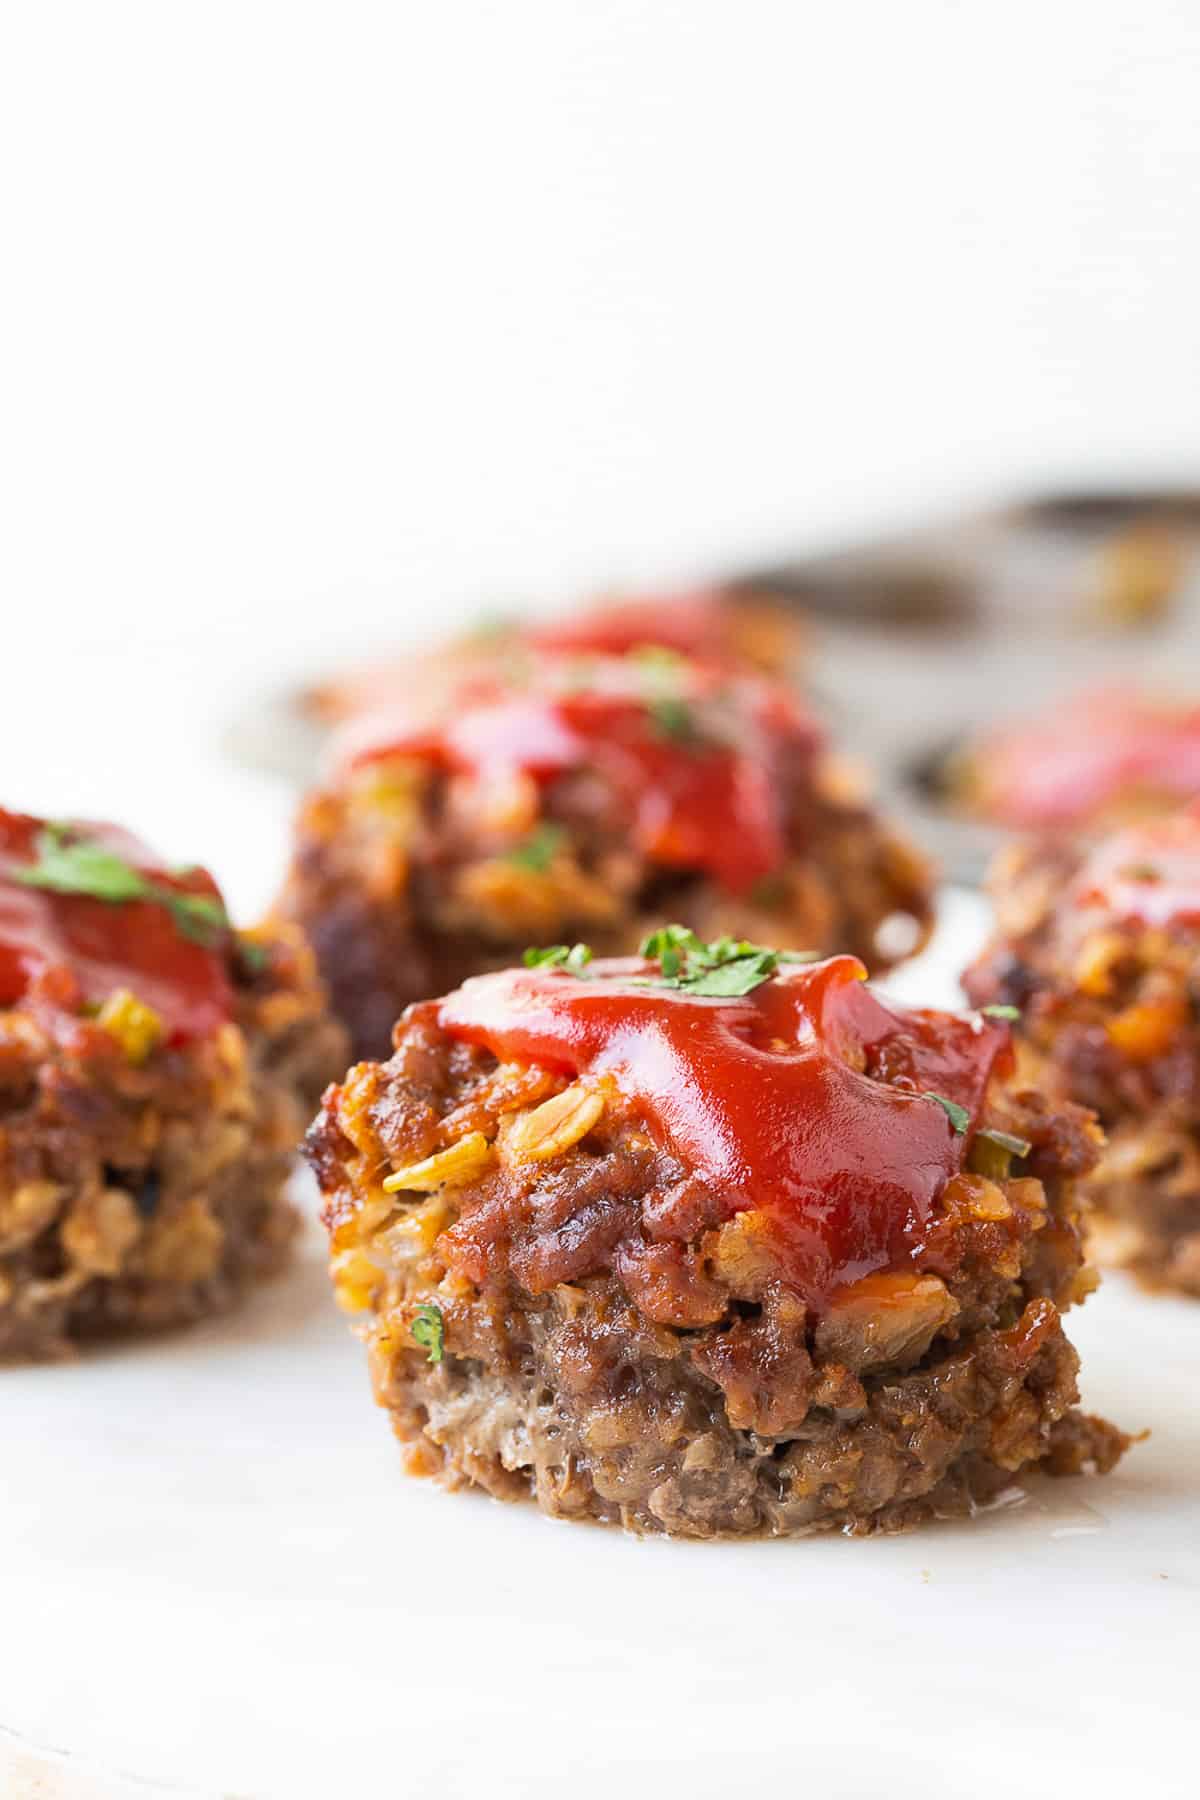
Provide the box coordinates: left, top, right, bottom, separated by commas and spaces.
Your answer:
308, 971, 1127, 1539
280, 754, 934, 1065
964, 826, 1200, 1297
0, 921, 346, 1362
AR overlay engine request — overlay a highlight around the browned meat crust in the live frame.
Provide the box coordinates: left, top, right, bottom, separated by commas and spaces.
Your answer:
963, 837, 1200, 1296
306, 1006, 1126, 1539
277, 757, 934, 1062
0, 923, 346, 1359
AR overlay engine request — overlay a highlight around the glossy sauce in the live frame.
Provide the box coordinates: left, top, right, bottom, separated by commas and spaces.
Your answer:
313, 590, 791, 728
439, 954, 1010, 1307
0, 810, 233, 1043
1071, 808, 1200, 929
343, 659, 819, 897
530, 590, 742, 662
971, 686, 1200, 829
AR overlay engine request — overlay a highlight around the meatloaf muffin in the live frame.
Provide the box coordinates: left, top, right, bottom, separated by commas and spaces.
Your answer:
0, 808, 346, 1358
276, 650, 934, 1059
303, 586, 804, 727
964, 808, 1200, 1296
307, 929, 1126, 1537
945, 683, 1200, 832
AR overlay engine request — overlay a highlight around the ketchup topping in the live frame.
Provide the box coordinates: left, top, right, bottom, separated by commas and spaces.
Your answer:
530, 590, 744, 662
1071, 806, 1200, 929
0, 809, 234, 1044
438, 954, 1010, 1308
971, 685, 1200, 829
339, 657, 819, 898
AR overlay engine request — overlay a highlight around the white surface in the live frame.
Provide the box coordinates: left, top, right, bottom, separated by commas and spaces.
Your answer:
2, 892, 1197, 1800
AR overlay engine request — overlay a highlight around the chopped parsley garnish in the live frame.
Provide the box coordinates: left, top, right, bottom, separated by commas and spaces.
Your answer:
12, 825, 230, 948
647, 695, 700, 744
523, 942, 593, 973
636, 925, 817, 997
639, 923, 703, 976
679, 949, 779, 996
923, 1090, 970, 1134
976, 1126, 1032, 1159
411, 1302, 445, 1364
237, 939, 271, 976
981, 1004, 1021, 1022
508, 824, 565, 871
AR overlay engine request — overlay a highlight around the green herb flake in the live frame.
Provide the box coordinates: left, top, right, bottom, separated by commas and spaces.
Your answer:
167, 892, 230, 945
679, 950, 779, 997
647, 695, 700, 744
13, 834, 147, 905
923, 1090, 971, 1135
411, 1303, 445, 1364
237, 939, 271, 977
635, 924, 792, 998
638, 924, 704, 962
13, 827, 230, 949
981, 1004, 1021, 1022
522, 941, 593, 973
976, 1126, 1033, 1159
507, 824, 566, 872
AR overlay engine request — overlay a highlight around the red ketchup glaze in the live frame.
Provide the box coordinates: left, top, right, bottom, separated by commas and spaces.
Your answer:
0, 810, 233, 1045
438, 954, 1011, 1309
529, 590, 742, 663
340, 659, 820, 898
1071, 806, 1200, 930
972, 685, 1200, 829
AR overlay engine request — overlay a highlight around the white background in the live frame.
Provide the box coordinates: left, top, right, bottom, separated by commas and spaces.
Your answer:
2, 7, 1199, 1795
5, 1, 1200, 900
3, 1, 1200, 674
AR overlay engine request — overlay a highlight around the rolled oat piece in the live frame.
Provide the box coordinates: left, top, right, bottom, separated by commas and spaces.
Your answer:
964, 807, 1200, 1296
277, 649, 933, 1059
0, 809, 346, 1359
307, 929, 1126, 1538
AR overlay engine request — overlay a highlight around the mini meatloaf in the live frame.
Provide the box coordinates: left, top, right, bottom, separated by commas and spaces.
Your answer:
276, 650, 933, 1059
307, 930, 1126, 1538
945, 683, 1200, 832
964, 808, 1200, 1296
0, 809, 346, 1358
303, 587, 804, 727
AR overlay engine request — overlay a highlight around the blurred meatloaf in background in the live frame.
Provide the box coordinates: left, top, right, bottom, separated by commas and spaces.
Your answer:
274, 646, 934, 1059
0, 809, 346, 1359
964, 807, 1200, 1297
301, 587, 805, 729
940, 685, 1200, 834
307, 931, 1127, 1538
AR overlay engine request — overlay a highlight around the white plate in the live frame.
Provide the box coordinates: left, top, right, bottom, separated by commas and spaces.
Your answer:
2, 893, 1197, 1800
